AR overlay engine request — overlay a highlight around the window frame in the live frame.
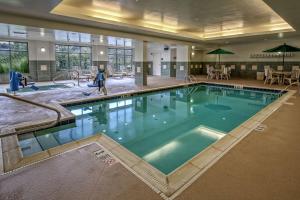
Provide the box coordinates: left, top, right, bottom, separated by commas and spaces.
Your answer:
0, 40, 29, 73
55, 44, 92, 70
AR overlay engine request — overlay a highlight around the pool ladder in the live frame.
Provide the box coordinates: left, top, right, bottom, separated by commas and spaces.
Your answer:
186, 75, 197, 83
278, 81, 300, 96
0, 93, 61, 138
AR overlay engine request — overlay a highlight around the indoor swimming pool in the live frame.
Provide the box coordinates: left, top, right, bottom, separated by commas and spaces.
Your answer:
18, 83, 280, 174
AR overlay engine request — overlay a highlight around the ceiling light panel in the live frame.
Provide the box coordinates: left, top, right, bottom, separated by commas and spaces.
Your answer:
51, 0, 294, 40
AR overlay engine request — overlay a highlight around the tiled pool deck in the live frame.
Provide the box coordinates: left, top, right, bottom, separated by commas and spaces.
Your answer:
0, 76, 299, 199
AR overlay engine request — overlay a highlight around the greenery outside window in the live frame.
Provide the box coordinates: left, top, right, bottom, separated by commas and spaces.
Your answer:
0, 41, 29, 74
55, 44, 92, 70
107, 37, 133, 73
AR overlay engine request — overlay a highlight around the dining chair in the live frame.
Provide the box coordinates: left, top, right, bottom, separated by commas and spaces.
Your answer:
220, 67, 229, 80
264, 65, 270, 70
269, 69, 280, 85
206, 66, 214, 79
227, 67, 232, 79
264, 68, 270, 84
283, 69, 300, 85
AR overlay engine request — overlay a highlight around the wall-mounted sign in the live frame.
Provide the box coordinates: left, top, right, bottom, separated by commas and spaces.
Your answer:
180, 66, 184, 71
252, 65, 257, 71
40, 65, 47, 71
136, 67, 141, 73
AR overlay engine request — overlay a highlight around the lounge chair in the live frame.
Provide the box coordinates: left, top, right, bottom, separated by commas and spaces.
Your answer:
107, 65, 125, 79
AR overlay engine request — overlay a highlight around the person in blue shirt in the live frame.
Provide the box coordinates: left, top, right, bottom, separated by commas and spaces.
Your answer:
95, 68, 107, 95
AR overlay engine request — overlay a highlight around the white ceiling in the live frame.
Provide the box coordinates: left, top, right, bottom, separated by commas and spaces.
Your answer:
51, 0, 293, 40
0, 0, 299, 44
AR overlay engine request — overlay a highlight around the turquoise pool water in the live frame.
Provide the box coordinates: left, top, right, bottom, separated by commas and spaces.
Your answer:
18, 84, 279, 174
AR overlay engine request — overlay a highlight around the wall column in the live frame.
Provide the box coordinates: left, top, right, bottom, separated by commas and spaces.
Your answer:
134, 40, 147, 86
176, 45, 190, 80
92, 35, 108, 70
28, 40, 55, 81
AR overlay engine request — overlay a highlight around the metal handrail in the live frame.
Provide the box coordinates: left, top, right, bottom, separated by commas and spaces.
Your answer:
0, 93, 62, 137
52, 69, 80, 86
278, 81, 300, 95
189, 75, 197, 82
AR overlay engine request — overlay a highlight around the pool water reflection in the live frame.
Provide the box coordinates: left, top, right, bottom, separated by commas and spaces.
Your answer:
19, 84, 278, 174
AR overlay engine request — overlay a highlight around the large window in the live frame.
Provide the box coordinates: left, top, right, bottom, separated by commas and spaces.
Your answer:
108, 48, 133, 72
107, 37, 133, 73
54, 30, 91, 43
0, 24, 27, 38
55, 45, 92, 70
0, 41, 29, 74
108, 37, 132, 47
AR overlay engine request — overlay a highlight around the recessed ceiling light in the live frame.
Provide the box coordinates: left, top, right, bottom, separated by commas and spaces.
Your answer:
40, 47, 46, 52
192, 46, 195, 49
191, 52, 195, 56
100, 51, 104, 55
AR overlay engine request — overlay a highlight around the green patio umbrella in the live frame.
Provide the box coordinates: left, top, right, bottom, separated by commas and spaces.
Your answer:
207, 48, 234, 66
263, 43, 300, 67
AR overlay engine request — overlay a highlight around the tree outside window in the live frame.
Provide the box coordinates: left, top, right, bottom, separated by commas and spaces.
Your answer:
55, 44, 92, 70
0, 41, 29, 74
107, 37, 133, 73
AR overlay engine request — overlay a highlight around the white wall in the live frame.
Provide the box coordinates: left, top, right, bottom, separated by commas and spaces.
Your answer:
147, 43, 171, 76
202, 36, 300, 62
190, 50, 203, 62
176, 45, 189, 62
147, 43, 171, 62
134, 40, 144, 62
28, 40, 55, 61
92, 45, 107, 62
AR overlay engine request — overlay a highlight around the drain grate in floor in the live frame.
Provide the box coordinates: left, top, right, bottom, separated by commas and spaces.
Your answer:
94, 149, 117, 166
255, 124, 267, 132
